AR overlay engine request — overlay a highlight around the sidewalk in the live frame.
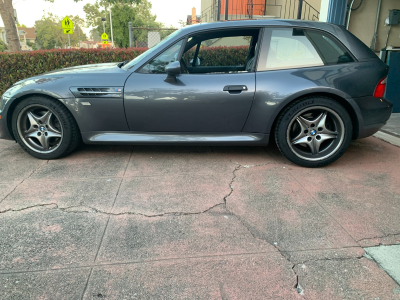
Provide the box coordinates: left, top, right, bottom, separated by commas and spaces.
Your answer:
374, 113, 400, 147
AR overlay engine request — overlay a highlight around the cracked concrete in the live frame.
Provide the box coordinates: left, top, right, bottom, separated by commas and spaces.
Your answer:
0, 138, 400, 299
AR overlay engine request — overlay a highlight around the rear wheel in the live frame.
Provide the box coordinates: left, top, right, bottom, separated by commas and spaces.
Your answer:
12, 96, 80, 159
275, 96, 353, 167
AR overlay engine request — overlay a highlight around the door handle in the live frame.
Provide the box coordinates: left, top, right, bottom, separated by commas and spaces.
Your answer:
223, 85, 248, 92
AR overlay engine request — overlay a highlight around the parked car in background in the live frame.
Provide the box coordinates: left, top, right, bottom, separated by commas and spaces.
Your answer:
0, 20, 393, 167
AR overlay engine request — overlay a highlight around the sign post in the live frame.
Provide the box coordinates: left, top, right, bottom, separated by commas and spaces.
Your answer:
128, 22, 132, 47
101, 32, 109, 48
61, 17, 74, 48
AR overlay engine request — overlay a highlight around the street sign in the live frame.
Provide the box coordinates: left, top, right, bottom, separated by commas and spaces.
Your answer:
63, 28, 73, 34
61, 17, 74, 29
102, 41, 108, 44
101, 33, 108, 40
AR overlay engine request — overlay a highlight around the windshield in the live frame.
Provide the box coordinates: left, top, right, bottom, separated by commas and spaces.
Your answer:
122, 29, 182, 70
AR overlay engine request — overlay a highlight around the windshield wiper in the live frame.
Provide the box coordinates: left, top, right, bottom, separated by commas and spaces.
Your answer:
117, 60, 130, 68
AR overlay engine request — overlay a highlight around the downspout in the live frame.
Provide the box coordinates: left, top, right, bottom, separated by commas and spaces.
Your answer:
370, 0, 382, 51
345, 0, 355, 29
217, 0, 221, 21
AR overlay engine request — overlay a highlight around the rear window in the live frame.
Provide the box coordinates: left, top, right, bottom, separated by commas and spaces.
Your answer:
305, 30, 354, 65
258, 28, 354, 71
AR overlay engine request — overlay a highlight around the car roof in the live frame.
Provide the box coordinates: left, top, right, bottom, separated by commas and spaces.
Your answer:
181, 19, 336, 34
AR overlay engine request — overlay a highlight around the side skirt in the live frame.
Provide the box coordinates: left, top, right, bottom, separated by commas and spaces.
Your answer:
82, 132, 270, 146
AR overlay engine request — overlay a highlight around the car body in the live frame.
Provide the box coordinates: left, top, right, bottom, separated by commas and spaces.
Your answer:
0, 20, 393, 167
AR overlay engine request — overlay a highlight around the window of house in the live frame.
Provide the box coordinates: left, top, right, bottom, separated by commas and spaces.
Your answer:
138, 39, 184, 74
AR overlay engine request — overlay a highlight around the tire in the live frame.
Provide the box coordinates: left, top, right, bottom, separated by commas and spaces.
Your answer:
275, 96, 353, 168
11, 96, 81, 159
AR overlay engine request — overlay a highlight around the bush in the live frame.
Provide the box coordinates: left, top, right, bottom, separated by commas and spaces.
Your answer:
0, 40, 7, 52
0, 47, 147, 95
183, 46, 248, 67
0, 46, 249, 96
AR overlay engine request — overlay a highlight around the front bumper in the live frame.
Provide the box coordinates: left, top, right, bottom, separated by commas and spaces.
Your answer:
0, 93, 14, 140
354, 96, 393, 139
0, 111, 13, 140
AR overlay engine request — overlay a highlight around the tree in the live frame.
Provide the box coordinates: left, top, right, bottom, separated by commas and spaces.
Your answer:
84, 0, 166, 48
35, 13, 87, 49
0, 39, 8, 52
0, 0, 21, 51
26, 40, 37, 50
178, 20, 188, 28
0, 0, 140, 52
45, 0, 140, 3
89, 28, 101, 42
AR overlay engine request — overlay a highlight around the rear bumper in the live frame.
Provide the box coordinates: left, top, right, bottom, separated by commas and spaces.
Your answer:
354, 96, 393, 139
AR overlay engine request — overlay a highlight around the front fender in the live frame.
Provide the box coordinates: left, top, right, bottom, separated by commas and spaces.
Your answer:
0, 77, 77, 140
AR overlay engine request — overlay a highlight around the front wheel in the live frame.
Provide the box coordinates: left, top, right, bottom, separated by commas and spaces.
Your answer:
12, 96, 81, 159
275, 97, 353, 168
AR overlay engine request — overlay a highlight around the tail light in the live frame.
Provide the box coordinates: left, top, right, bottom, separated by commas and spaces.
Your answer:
373, 77, 387, 98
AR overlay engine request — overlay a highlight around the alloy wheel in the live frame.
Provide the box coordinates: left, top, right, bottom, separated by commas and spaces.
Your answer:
286, 106, 345, 161
17, 104, 63, 153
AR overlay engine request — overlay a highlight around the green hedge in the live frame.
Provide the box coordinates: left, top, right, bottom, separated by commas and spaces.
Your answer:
0, 46, 249, 96
183, 46, 248, 67
0, 48, 147, 96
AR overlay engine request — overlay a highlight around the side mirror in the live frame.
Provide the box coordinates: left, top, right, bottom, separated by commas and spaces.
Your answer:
165, 61, 181, 83
190, 57, 201, 66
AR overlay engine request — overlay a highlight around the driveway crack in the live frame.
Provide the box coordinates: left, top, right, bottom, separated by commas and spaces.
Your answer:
223, 164, 241, 204
0, 202, 227, 217
0, 161, 47, 205
225, 162, 304, 297
357, 232, 400, 243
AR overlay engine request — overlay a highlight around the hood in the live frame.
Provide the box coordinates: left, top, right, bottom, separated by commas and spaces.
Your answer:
39, 62, 123, 76
6, 62, 130, 100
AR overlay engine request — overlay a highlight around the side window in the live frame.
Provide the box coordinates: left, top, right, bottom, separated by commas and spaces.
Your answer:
262, 28, 324, 71
196, 36, 251, 67
138, 40, 184, 74
305, 30, 354, 65
181, 30, 259, 74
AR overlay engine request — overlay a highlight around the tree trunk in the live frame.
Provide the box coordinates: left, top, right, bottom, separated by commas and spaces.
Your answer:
0, 0, 21, 52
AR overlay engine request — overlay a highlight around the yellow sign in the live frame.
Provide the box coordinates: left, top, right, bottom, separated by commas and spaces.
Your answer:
102, 41, 108, 44
101, 33, 108, 40
61, 17, 74, 29
63, 28, 73, 34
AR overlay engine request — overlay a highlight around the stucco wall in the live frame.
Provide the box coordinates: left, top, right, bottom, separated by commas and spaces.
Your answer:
348, 0, 400, 52
200, 0, 321, 20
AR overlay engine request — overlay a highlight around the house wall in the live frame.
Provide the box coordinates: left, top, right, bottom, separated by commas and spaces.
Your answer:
200, 0, 400, 52
201, 0, 213, 13
208, 36, 250, 47
201, 0, 322, 21
348, 0, 400, 52
221, 0, 266, 16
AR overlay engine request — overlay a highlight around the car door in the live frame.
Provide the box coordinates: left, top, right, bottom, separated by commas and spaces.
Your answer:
123, 29, 260, 132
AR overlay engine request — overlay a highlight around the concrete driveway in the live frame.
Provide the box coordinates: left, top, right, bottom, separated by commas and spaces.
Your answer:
0, 136, 399, 299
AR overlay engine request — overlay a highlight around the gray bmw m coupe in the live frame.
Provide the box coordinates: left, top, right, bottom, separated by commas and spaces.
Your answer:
0, 20, 393, 167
